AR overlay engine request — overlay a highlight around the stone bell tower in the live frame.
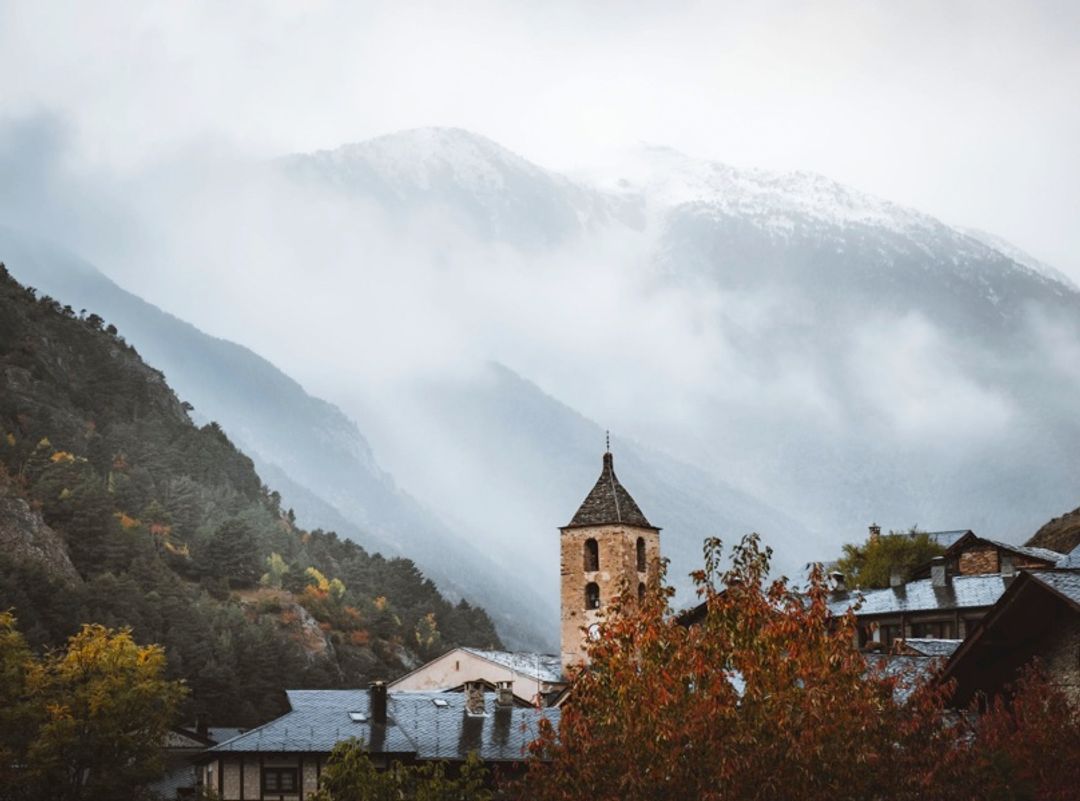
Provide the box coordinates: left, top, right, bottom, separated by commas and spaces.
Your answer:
559, 446, 661, 672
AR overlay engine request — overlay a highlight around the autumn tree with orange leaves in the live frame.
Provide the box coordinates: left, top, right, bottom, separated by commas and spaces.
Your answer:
517, 534, 1080, 801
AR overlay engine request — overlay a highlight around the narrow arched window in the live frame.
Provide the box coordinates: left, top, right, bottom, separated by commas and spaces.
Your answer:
638, 582, 646, 602
636, 537, 646, 572
584, 538, 599, 572
585, 582, 600, 610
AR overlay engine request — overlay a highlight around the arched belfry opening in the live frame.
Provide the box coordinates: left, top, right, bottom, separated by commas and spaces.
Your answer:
584, 538, 599, 572
560, 445, 662, 672
585, 582, 600, 610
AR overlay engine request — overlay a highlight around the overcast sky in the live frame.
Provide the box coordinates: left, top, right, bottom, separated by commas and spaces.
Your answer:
1, 0, 1077, 277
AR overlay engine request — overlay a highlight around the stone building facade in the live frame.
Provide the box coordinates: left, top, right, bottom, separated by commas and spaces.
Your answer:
559, 451, 661, 670
943, 569, 1080, 707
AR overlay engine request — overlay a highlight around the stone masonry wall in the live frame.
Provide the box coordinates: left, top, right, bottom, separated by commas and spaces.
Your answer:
561, 524, 660, 669
1041, 615, 1080, 707
959, 547, 999, 575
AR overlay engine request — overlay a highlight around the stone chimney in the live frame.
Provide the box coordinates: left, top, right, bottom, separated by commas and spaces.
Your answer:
495, 680, 515, 709
829, 571, 846, 593
889, 568, 904, 588
869, 523, 882, 543
1001, 554, 1016, 577
369, 680, 387, 725
464, 681, 487, 716
195, 713, 209, 738
930, 556, 947, 588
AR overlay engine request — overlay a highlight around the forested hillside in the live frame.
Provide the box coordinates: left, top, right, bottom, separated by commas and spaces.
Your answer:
0, 264, 501, 726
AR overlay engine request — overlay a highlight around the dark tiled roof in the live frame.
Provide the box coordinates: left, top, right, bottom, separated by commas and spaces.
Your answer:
565, 452, 655, 529
206, 689, 558, 762
900, 638, 963, 658
829, 574, 1010, 617
389, 692, 554, 762
207, 727, 246, 745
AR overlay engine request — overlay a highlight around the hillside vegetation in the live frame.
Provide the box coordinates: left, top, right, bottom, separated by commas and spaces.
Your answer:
0, 264, 500, 726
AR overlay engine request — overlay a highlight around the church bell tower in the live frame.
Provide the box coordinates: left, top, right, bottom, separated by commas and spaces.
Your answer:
560, 446, 661, 672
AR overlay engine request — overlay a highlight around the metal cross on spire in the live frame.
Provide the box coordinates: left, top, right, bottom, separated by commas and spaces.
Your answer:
605, 430, 610, 452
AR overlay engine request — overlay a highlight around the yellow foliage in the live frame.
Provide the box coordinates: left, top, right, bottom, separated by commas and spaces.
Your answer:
305, 566, 331, 593
36, 437, 51, 449
373, 595, 388, 612
59, 488, 72, 500
5, 432, 14, 447
163, 540, 190, 557
50, 451, 75, 464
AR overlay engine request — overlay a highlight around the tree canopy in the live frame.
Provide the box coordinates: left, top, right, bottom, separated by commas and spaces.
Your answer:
0, 612, 185, 801
834, 528, 945, 589
517, 534, 1080, 801
311, 739, 492, 801
0, 264, 503, 726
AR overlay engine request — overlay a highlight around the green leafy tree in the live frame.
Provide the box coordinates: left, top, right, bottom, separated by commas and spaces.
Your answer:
834, 528, 944, 588
312, 739, 491, 801
0, 615, 185, 801
24, 624, 186, 801
260, 551, 290, 589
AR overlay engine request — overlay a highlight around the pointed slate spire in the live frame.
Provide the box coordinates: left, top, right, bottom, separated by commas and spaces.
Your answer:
565, 449, 656, 529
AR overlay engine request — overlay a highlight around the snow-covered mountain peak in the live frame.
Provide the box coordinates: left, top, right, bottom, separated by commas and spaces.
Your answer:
301, 127, 556, 195
582, 144, 936, 236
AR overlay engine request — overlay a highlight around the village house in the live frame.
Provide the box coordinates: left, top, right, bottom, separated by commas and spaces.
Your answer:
827, 529, 1069, 650
198, 682, 558, 800
152, 724, 246, 799
183, 452, 1080, 800
388, 647, 565, 707
822, 526, 1080, 707
943, 567, 1080, 707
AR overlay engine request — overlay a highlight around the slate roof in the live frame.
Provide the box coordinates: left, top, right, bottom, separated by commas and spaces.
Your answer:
460, 649, 564, 684
864, 654, 941, 703
1056, 544, 1080, 569
940, 532, 1063, 565
922, 530, 971, 548
900, 638, 963, 658
829, 574, 1010, 617
1028, 569, 1080, 608
206, 689, 558, 762
207, 727, 246, 745
985, 539, 1063, 564
565, 452, 655, 529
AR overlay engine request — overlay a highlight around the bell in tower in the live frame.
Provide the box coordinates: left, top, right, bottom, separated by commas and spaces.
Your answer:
559, 444, 661, 672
